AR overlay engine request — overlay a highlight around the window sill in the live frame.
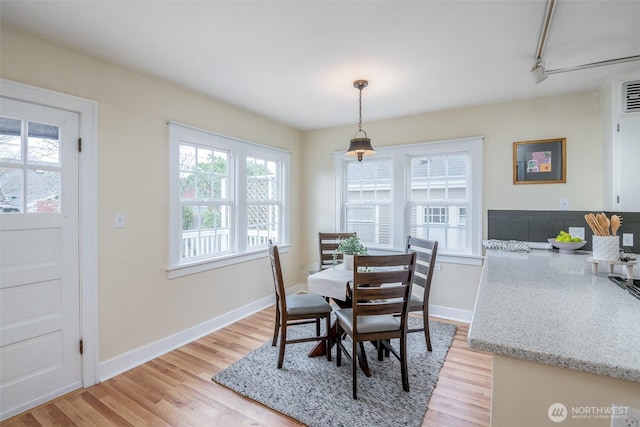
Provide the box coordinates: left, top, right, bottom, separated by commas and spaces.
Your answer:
367, 247, 484, 267
167, 244, 291, 279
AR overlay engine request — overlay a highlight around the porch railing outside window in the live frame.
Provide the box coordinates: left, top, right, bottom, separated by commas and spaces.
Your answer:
169, 122, 290, 274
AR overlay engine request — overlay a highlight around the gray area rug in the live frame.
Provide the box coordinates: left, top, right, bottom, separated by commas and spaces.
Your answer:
212, 318, 456, 427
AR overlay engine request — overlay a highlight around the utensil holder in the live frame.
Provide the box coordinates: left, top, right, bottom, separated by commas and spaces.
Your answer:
592, 236, 619, 261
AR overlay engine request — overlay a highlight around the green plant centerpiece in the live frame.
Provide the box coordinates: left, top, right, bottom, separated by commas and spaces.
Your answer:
336, 236, 367, 271
337, 236, 368, 255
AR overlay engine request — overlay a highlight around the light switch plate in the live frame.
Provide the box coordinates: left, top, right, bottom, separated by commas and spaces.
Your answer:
623, 233, 634, 247
115, 213, 125, 228
559, 197, 570, 210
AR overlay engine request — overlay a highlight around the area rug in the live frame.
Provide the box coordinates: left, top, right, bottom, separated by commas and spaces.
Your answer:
212, 318, 456, 427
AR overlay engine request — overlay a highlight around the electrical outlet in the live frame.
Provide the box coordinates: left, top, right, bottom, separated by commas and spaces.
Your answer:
568, 227, 585, 240
622, 233, 634, 247
611, 405, 640, 427
434, 263, 442, 271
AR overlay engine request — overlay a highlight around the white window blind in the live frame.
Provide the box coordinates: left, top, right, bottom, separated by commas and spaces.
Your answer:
410, 152, 470, 253
344, 158, 392, 246
335, 136, 483, 261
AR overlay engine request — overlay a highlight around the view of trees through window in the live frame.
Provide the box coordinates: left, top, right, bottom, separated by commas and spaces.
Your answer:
0, 117, 62, 213
179, 144, 231, 258
169, 122, 289, 271
177, 142, 282, 261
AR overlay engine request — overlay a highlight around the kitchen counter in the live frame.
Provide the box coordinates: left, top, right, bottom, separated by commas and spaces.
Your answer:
468, 249, 640, 382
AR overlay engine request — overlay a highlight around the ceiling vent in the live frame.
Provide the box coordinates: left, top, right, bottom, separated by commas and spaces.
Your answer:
623, 80, 640, 113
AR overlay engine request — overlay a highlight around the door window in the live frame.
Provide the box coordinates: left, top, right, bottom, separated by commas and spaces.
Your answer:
0, 117, 62, 213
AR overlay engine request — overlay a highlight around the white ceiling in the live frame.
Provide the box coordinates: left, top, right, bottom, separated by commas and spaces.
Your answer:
1, 0, 639, 130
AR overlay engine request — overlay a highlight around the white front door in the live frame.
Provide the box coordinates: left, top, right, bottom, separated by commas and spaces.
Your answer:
0, 97, 82, 418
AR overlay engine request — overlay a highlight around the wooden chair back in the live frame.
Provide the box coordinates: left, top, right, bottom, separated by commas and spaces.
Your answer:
318, 232, 356, 269
405, 236, 438, 301
404, 236, 438, 350
351, 253, 416, 337
268, 239, 332, 367
268, 240, 287, 312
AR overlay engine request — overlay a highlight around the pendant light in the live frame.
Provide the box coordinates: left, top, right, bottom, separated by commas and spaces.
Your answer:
346, 80, 376, 161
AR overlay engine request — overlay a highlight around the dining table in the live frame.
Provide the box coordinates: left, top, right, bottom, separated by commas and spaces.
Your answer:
307, 264, 353, 302
305, 263, 374, 376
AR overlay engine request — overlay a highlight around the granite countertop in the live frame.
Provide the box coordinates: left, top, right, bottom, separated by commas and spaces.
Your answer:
468, 249, 640, 382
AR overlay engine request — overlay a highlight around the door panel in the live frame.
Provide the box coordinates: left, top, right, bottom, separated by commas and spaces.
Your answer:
619, 114, 640, 211
0, 97, 81, 417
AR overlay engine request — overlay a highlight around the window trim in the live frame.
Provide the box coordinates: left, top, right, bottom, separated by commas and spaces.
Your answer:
167, 121, 290, 278
334, 136, 483, 265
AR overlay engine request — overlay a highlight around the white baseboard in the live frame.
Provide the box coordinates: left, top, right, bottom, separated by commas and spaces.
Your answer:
429, 304, 473, 323
98, 283, 303, 382
1, 382, 81, 422
98, 284, 464, 382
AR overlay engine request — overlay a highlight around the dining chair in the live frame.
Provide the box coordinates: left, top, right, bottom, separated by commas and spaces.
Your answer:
268, 240, 332, 368
318, 232, 356, 270
405, 236, 439, 351
335, 253, 416, 399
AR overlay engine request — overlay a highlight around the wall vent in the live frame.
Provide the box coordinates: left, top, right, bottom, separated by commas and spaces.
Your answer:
622, 80, 640, 113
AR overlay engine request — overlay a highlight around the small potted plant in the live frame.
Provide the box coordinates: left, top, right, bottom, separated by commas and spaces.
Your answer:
336, 236, 368, 270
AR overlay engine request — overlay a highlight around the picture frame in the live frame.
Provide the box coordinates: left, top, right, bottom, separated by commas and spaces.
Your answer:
513, 138, 566, 184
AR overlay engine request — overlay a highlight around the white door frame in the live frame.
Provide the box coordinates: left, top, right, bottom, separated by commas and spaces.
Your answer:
1, 78, 99, 388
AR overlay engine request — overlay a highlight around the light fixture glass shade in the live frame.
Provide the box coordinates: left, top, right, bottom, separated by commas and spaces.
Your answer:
346, 137, 376, 161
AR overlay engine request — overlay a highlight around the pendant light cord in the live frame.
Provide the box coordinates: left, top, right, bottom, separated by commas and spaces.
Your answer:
358, 87, 363, 133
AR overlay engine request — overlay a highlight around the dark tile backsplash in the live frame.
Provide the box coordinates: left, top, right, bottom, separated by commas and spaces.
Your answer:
488, 210, 640, 253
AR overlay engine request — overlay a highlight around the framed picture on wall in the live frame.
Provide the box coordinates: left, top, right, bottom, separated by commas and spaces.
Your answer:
513, 138, 566, 184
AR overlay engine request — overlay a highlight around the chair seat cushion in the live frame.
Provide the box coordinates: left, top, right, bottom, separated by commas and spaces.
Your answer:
286, 294, 332, 315
335, 308, 400, 334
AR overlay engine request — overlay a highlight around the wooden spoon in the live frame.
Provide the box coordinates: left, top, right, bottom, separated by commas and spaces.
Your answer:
585, 213, 602, 236
597, 212, 610, 236
611, 215, 621, 236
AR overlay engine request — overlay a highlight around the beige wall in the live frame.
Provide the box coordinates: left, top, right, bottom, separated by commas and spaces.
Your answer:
300, 91, 602, 312
492, 355, 640, 427
0, 25, 303, 361
1, 23, 605, 362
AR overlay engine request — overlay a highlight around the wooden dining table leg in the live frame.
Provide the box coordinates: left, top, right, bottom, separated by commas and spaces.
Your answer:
307, 320, 338, 357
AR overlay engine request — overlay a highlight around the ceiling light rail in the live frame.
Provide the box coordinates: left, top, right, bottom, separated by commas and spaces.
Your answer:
530, 0, 640, 84
546, 55, 640, 75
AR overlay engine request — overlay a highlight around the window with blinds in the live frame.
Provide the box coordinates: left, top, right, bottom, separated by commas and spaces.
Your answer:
335, 137, 482, 258
409, 153, 470, 253
344, 158, 392, 245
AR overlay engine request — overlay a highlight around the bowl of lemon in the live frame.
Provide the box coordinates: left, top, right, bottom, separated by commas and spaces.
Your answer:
548, 231, 587, 254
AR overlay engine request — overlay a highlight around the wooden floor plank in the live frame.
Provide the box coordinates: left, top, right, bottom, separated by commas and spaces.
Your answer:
2, 306, 491, 427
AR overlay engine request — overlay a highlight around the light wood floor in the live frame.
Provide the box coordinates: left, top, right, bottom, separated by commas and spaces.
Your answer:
2, 307, 492, 427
